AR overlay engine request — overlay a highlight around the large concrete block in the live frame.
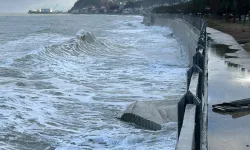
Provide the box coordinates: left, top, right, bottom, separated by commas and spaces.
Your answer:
118, 100, 177, 131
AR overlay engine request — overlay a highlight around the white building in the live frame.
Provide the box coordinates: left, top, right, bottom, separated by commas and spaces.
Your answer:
119, 3, 125, 11
134, 7, 143, 13
122, 8, 133, 14
81, 8, 88, 13
28, 9, 41, 13
100, 6, 108, 13
71, 9, 80, 13
41, 8, 53, 13
91, 6, 98, 13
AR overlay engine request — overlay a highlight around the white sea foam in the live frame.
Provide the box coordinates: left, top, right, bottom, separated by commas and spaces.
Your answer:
0, 15, 187, 150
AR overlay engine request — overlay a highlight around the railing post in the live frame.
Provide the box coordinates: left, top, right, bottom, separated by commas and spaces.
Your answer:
177, 16, 207, 150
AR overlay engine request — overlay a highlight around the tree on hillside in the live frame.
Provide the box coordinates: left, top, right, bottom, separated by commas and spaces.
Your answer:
237, 0, 249, 22
221, 0, 233, 20
69, 0, 101, 12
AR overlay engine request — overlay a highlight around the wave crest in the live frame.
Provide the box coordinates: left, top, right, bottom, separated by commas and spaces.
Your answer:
76, 29, 96, 43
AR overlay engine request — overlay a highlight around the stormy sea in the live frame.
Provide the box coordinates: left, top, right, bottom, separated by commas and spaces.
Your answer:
0, 14, 188, 150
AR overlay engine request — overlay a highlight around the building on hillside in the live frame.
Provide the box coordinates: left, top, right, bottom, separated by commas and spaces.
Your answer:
81, 7, 89, 13
122, 8, 133, 14
91, 7, 99, 13
86, 5, 95, 13
71, 9, 80, 13
119, 2, 125, 11
113, 9, 119, 13
134, 5, 144, 14
100, 6, 108, 13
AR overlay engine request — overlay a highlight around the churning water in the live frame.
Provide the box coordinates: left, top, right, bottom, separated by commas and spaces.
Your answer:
0, 14, 188, 150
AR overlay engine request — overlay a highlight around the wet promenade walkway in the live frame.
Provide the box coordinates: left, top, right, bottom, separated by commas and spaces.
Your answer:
207, 27, 250, 150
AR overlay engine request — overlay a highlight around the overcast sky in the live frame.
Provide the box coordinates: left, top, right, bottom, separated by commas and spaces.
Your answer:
0, 0, 77, 13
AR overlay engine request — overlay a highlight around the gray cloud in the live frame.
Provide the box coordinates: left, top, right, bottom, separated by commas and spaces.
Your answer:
0, 0, 77, 13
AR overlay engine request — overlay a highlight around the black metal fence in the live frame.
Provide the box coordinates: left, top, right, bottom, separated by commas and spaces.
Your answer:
148, 13, 204, 31
143, 13, 208, 149
177, 20, 207, 150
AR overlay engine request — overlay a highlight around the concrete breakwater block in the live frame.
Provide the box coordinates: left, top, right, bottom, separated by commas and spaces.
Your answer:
117, 100, 177, 131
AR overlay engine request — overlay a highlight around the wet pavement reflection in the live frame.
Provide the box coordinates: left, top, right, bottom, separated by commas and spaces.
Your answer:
208, 41, 250, 150
211, 44, 239, 57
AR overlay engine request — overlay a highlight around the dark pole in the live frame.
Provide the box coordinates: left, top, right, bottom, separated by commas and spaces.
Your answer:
248, 0, 250, 22
233, 0, 236, 23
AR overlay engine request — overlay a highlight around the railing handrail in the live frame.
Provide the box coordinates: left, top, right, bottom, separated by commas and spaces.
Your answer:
143, 13, 207, 149
177, 17, 207, 150
176, 104, 196, 150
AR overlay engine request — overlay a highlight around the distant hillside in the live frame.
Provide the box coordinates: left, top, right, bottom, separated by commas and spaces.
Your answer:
69, 0, 101, 12
141, 0, 172, 7
69, 0, 171, 12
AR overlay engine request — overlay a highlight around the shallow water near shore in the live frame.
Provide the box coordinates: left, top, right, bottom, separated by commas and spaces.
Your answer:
0, 14, 188, 149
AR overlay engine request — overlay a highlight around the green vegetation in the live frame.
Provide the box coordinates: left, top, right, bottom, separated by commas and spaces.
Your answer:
153, 0, 250, 22
69, 0, 174, 13
69, 0, 101, 12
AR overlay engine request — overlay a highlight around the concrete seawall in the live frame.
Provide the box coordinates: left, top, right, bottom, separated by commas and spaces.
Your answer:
143, 14, 201, 66
119, 14, 208, 149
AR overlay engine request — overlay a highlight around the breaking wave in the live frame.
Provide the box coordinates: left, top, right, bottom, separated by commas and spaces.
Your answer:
9, 29, 121, 68
0, 15, 188, 150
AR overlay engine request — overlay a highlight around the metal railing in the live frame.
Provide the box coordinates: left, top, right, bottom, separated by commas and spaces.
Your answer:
176, 20, 207, 150
143, 13, 208, 149
151, 13, 204, 31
